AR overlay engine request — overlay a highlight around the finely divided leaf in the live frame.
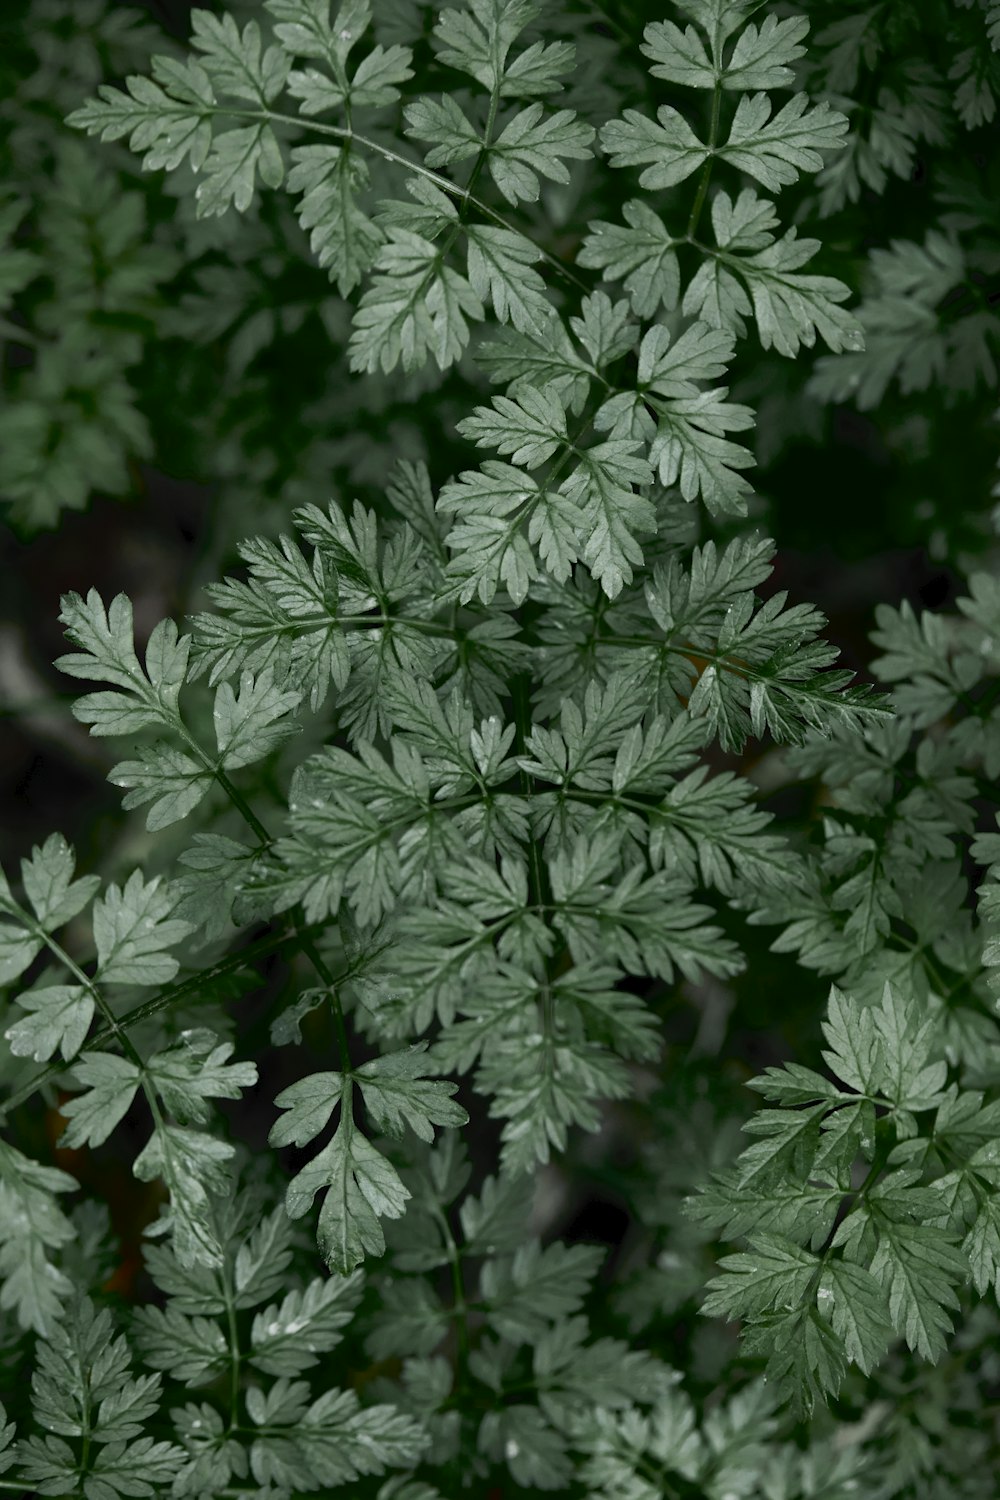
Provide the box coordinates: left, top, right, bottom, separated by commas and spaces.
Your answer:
355, 1045, 468, 1142
599, 107, 708, 189
579, 201, 682, 319
93, 871, 193, 986
59, 1052, 143, 1149
718, 94, 849, 192
287, 146, 384, 295
249, 1272, 364, 1375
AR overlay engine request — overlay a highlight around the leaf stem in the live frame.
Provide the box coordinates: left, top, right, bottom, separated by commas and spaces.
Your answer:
11, 911, 146, 1075
222, 1264, 242, 1430
0, 922, 323, 1122
686, 81, 722, 240
434, 1201, 470, 1381
246, 107, 588, 293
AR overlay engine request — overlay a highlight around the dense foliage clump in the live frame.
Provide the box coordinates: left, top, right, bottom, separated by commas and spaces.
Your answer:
1, 0, 999, 1495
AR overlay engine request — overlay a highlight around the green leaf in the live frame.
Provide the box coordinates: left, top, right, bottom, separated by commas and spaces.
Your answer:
190, 520, 353, 713
270, 1076, 412, 1273
188, 9, 291, 105
132, 1304, 229, 1386
579, 201, 682, 320
433, 0, 543, 92
19, 833, 102, 929
280, 0, 413, 112
233, 1202, 299, 1311
599, 107, 708, 189
640, 17, 716, 88
0, 835, 101, 984
266, 0, 370, 66
532, 1314, 668, 1416
689, 1171, 843, 1249
733, 1102, 829, 1190
108, 744, 211, 831
687, 190, 864, 356
701, 1232, 821, 1320
742, 1299, 846, 1415
17, 1297, 186, 1496
439, 460, 542, 606
59, 1052, 143, 1149
718, 94, 849, 192
269, 1070, 345, 1149
569, 291, 637, 368
486, 105, 595, 206
637, 319, 736, 397
480, 1403, 573, 1489
4, 983, 94, 1063
249, 1272, 364, 1374
0, 1401, 14, 1476
863, 1208, 967, 1361
564, 439, 656, 598
458, 384, 569, 468
500, 36, 576, 98
66, 65, 216, 176
93, 871, 193, 986
0, 916, 41, 986
57, 593, 191, 736
527, 486, 582, 585
246, 1379, 427, 1489
0, 200, 42, 314
964, 1197, 1000, 1298
822, 1260, 892, 1376
480, 1031, 632, 1174
482, 1240, 604, 1342
820, 984, 880, 1094
213, 669, 302, 769
365, 1277, 449, 1357
0, 1138, 76, 1333
870, 980, 949, 1111
643, 13, 810, 90
194, 123, 285, 217
475, 315, 590, 413
287, 145, 384, 294
145, 1028, 258, 1123
651, 765, 800, 896
721, 13, 810, 89
403, 95, 481, 167
548, 830, 743, 982
809, 231, 966, 409
646, 389, 756, 518
134, 1124, 234, 1267
349, 227, 484, 374
355, 1044, 468, 1142
520, 669, 650, 790
30, 1296, 158, 1441
465, 223, 556, 338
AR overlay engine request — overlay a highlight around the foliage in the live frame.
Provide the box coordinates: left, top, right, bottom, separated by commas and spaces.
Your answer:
2, 0, 1000, 1495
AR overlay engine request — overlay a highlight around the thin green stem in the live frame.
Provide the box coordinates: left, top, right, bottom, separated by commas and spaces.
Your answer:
179, 736, 364, 1071
246, 108, 588, 293
816, 1114, 896, 1258
213, 765, 271, 846
685, 82, 722, 241
0, 922, 322, 1123
170, 716, 271, 846
163, 688, 372, 1069
14, 915, 146, 1074
434, 1202, 470, 1380
296, 928, 353, 1074
222, 1267, 242, 1430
